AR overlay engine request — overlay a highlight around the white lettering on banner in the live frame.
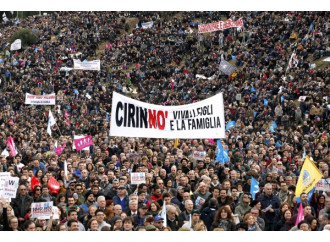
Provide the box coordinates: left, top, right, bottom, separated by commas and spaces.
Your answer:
31, 202, 53, 219
73, 60, 100, 71
198, 18, 244, 34
25, 93, 56, 105
110, 92, 226, 139
131, 173, 146, 185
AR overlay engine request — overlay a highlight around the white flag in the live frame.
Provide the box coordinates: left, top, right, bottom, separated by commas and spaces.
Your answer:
161, 200, 167, 227
286, 52, 298, 72
47, 110, 56, 136
10, 39, 21, 51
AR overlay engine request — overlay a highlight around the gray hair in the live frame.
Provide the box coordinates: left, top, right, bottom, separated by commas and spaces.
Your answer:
97, 196, 105, 202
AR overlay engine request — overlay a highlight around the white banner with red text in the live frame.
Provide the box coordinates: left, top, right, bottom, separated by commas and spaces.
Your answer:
25, 93, 56, 105
198, 18, 243, 34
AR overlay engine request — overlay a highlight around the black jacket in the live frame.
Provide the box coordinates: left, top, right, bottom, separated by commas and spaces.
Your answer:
10, 194, 34, 219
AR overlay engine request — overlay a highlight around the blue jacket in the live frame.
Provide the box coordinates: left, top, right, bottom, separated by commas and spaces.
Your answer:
112, 195, 129, 211
257, 193, 281, 224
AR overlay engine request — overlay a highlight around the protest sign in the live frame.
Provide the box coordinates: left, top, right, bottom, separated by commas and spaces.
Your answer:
315, 179, 330, 192
219, 60, 236, 75
0, 172, 11, 199
193, 151, 206, 161
298, 96, 307, 102
73, 135, 90, 151
25, 93, 56, 105
110, 92, 226, 139
74, 135, 94, 151
52, 206, 59, 219
130, 172, 146, 185
1, 176, 19, 200
31, 202, 53, 219
73, 59, 100, 71
10, 39, 21, 51
198, 18, 243, 34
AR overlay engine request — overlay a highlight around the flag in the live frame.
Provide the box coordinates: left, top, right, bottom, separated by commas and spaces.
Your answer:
105, 113, 109, 121
225, 121, 236, 131
295, 202, 304, 226
31, 176, 40, 190
1, 148, 10, 158
216, 140, 226, 165
281, 96, 285, 103
254, 111, 257, 118
250, 177, 259, 200
74, 135, 94, 151
295, 156, 322, 198
161, 200, 167, 227
264, 99, 268, 106
188, 214, 192, 230
10, 39, 21, 51
310, 23, 313, 31
55, 143, 66, 155
9, 119, 14, 125
269, 121, 277, 133
174, 139, 179, 148
251, 86, 256, 92
302, 148, 306, 159
208, 139, 215, 145
64, 110, 70, 119
286, 51, 298, 72
7, 137, 17, 157
47, 110, 56, 136
296, 187, 315, 204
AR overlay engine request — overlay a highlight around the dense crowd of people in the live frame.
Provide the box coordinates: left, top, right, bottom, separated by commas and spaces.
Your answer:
0, 11, 329, 231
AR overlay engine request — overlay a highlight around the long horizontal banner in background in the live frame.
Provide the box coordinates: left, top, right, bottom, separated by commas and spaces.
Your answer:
25, 93, 56, 105
198, 18, 243, 34
73, 59, 100, 71
110, 92, 225, 138
141, 21, 153, 29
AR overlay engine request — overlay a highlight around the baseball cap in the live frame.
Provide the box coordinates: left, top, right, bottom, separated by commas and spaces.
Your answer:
191, 209, 201, 215
138, 203, 148, 209
146, 225, 157, 231
118, 185, 126, 189
154, 215, 164, 222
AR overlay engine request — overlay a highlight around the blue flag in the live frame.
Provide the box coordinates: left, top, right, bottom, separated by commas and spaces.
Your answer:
254, 111, 257, 118
216, 140, 225, 165
276, 140, 282, 149
223, 149, 229, 162
225, 121, 236, 131
296, 187, 315, 204
264, 99, 268, 106
281, 96, 285, 103
250, 177, 259, 200
73, 89, 79, 95
251, 86, 256, 92
105, 113, 109, 121
231, 55, 236, 60
310, 23, 313, 31
270, 121, 277, 132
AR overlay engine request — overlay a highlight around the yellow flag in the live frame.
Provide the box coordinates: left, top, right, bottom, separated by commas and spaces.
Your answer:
295, 156, 322, 198
174, 138, 179, 148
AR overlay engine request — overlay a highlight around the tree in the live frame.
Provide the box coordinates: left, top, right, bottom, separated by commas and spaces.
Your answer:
10, 28, 38, 47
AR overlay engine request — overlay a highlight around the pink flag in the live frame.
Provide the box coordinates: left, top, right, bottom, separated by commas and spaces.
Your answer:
105, 43, 109, 49
7, 137, 17, 157
74, 135, 94, 151
208, 139, 215, 145
109, 43, 112, 49
66, 120, 71, 126
64, 110, 70, 119
9, 119, 14, 125
295, 202, 304, 226
55, 143, 66, 155
171, 81, 174, 90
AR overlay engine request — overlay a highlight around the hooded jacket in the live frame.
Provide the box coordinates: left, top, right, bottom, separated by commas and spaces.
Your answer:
234, 195, 251, 222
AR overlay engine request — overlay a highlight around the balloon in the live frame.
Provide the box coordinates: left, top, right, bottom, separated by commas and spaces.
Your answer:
31, 176, 40, 190
48, 176, 60, 195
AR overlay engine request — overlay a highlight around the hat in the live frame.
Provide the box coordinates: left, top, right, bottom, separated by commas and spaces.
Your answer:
112, 179, 119, 184
191, 209, 201, 215
138, 203, 148, 209
154, 215, 164, 222
57, 202, 66, 208
146, 225, 157, 231
118, 185, 126, 189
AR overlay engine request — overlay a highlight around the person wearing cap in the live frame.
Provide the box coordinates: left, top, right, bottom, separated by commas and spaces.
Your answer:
181, 209, 202, 231
104, 178, 120, 199
153, 215, 164, 230
134, 203, 149, 226
112, 185, 129, 211
145, 224, 157, 231
78, 191, 97, 221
